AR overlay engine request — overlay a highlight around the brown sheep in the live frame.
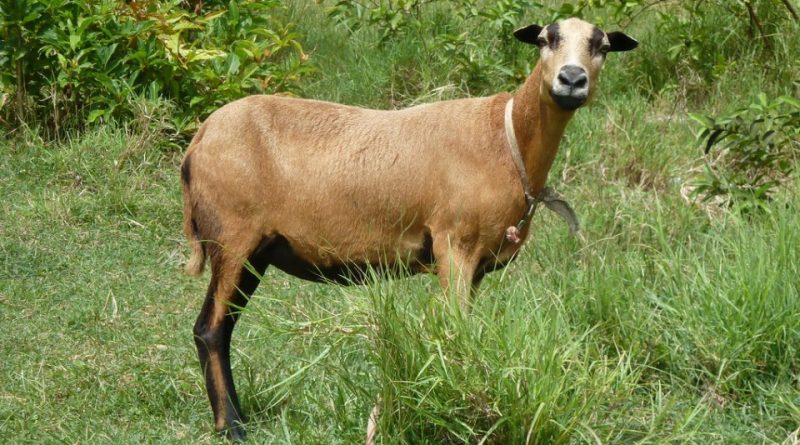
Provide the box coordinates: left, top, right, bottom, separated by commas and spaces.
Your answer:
180, 17, 638, 441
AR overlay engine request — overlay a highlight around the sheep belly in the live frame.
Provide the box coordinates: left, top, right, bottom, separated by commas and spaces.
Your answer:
264, 230, 434, 285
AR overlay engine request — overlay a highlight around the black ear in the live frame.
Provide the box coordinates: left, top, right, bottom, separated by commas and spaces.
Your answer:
607, 31, 638, 52
514, 24, 545, 46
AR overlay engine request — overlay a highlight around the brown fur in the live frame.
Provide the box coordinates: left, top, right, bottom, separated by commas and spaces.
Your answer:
180, 17, 635, 440
181, 92, 527, 274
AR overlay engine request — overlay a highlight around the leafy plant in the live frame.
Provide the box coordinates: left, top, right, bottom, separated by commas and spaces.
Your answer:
690, 93, 800, 210
0, 0, 312, 138
327, 0, 546, 93
620, 0, 800, 97
327, 0, 431, 43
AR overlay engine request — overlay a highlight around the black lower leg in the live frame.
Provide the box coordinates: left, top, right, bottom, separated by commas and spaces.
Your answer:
194, 239, 273, 441
194, 277, 246, 438
194, 291, 252, 440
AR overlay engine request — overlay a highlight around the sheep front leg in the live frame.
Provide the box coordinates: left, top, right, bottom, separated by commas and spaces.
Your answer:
432, 234, 480, 312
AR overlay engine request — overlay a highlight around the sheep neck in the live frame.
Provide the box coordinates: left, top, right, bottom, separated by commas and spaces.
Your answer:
510, 62, 575, 194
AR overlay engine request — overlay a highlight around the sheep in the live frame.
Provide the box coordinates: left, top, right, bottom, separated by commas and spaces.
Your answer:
180, 17, 638, 441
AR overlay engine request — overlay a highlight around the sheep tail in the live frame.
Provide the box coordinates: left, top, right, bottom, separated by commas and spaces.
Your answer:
181, 159, 206, 276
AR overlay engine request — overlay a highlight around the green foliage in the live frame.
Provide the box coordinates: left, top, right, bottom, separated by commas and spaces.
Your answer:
619, 0, 799, 97
0, 0, 312, 138
690, 93, 800, 210
537, 0, 642, 23
369, 284, 640, 443
327, 0, 430, 42
326, 0, 543, 93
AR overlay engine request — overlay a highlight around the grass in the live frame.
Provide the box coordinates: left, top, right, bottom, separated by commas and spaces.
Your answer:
1, 1, 799, 443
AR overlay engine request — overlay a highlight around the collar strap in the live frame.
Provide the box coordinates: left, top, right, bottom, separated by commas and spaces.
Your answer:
504, 99, 536, 208
504, 98, 538, 230
504, 98, 581, 235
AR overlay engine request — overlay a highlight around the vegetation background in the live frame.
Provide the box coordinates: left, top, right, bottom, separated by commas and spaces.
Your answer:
1, 0, 798, 443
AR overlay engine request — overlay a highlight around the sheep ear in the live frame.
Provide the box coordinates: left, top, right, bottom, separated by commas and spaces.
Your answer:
607, 31, 639, 52
514, 24, 544, 46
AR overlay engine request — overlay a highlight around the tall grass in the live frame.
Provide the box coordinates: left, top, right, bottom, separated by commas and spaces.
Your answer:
368, 279, 643, 444
350, 188, 799, 443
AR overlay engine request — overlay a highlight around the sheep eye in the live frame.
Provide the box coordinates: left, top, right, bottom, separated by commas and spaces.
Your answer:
536, 36, 548, 48
599, 44, 610, 54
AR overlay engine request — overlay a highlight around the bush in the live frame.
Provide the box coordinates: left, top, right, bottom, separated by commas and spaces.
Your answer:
612, 0, 799, 98
0, 0, 312, 138
326, 0, 544, 93
690, 93, 800, 210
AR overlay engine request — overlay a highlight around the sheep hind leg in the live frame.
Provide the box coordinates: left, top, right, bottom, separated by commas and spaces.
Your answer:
193, 236, 273, 441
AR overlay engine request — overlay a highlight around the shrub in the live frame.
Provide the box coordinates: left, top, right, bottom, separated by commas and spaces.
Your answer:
0, 0, 312, 138
326, 0, 544, 93
613, 0, 799, 98
689, 93, 800, 210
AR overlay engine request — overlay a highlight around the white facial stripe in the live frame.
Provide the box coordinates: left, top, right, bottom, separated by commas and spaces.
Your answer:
561, 19, 592, 67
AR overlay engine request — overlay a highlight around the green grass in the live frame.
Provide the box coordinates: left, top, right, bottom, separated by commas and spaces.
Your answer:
2, 1, 799, 443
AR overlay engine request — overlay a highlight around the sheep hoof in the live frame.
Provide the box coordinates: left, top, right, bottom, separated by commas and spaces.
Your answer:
222, 424, 247, 442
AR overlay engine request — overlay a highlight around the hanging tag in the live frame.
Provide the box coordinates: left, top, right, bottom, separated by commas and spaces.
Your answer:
505, 226, 522, 244
540, 187, 580, 235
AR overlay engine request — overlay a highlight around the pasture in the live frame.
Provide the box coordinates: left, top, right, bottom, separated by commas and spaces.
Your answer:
1, 0, 798, 443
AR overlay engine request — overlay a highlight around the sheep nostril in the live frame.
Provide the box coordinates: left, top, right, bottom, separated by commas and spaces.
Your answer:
572, 73, 587, 88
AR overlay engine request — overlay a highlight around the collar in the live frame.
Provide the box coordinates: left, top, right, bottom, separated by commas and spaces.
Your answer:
504, 98, 536, 209
503, 98, 580, 238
